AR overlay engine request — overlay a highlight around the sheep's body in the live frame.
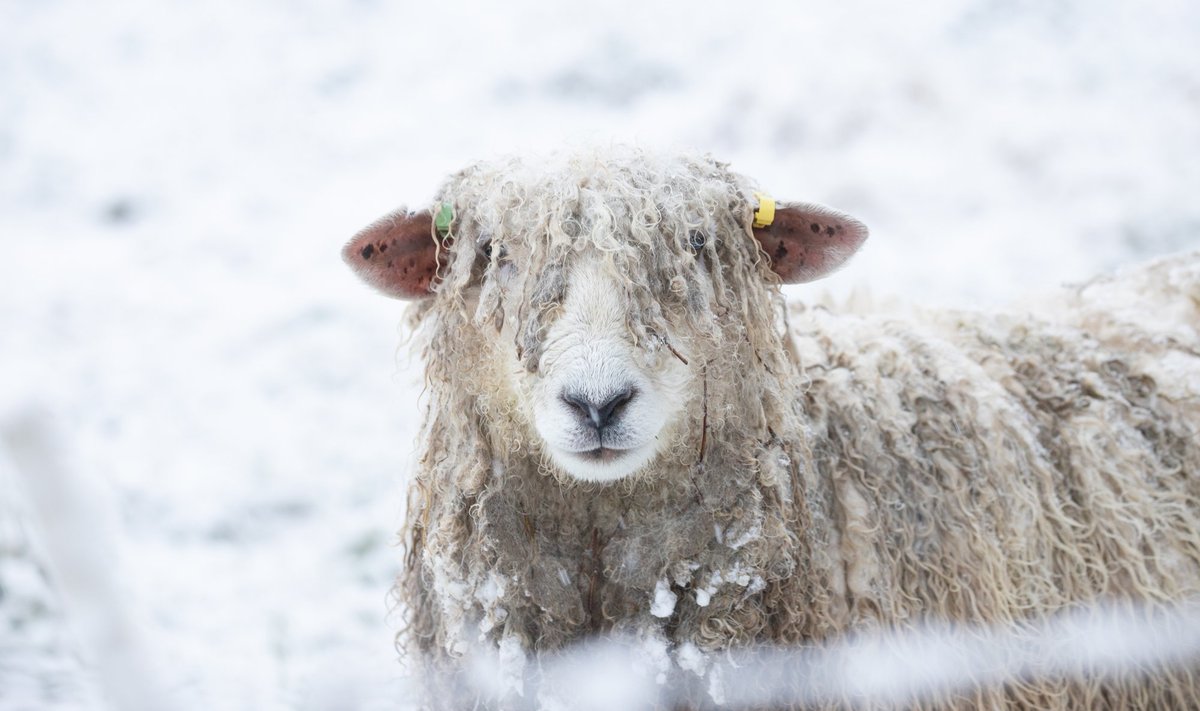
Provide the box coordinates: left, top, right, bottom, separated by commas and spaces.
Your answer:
348, 150, 1200, 709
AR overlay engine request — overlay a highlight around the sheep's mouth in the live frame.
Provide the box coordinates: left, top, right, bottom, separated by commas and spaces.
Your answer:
549, 440, 660, 482
575, 447, 629, 463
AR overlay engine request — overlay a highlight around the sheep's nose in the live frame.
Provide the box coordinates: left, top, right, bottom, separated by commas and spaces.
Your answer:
561, 387, 637, 430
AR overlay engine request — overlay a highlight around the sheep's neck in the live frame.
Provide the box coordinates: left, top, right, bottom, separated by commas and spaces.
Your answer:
473, 422, 814, 647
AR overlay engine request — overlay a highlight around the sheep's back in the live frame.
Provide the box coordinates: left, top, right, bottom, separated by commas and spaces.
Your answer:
787, 249, 1200, 627
783, 254, 1200, 708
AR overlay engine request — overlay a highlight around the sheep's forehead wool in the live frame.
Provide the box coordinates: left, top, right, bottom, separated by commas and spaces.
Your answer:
427, 149, 767, 341
444, 148, 753, 255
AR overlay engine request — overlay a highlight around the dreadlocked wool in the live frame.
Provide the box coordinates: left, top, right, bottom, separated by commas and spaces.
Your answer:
370, 148, 1200, 710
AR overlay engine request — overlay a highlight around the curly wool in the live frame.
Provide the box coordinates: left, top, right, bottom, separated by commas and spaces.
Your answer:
391, 147, 1200, 710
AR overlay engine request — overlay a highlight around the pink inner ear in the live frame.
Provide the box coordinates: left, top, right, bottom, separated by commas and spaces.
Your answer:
342, 209, 444, 300
753, 203, 868, 284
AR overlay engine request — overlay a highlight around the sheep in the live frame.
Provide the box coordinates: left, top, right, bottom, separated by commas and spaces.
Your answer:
342, 147, 1200, 710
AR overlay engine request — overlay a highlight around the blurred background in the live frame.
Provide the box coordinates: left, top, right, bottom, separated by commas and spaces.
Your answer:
1, 0, 1197, 708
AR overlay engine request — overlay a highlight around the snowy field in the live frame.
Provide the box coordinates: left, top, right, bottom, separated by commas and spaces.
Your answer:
2, 0, 1199, 709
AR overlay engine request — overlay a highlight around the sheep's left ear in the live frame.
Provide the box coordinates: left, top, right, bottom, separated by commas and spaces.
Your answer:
752, 201, 868, 283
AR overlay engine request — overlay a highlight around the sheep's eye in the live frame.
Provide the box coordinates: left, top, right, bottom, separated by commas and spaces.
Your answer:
688, 231, 707, 252
478, 240, 508, 263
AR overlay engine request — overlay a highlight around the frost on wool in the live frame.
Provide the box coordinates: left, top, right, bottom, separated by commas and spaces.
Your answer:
650, 578, 677, 618
343, 147, 1200, 710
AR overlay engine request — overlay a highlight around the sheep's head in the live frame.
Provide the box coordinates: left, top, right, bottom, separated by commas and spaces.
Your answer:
344, 151, 867, 483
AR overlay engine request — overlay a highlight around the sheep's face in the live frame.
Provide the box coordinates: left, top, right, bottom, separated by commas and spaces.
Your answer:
474, 204, 735, 483
515, 257, 695, 482
343, 152, 868, 484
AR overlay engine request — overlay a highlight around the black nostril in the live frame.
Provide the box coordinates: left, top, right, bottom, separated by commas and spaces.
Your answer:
596, 387, 635, 426
561, 392, 591, 420
561, 387, 637, 430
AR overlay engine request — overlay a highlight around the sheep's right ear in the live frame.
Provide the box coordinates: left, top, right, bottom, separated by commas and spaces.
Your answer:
342, 209, 442, 300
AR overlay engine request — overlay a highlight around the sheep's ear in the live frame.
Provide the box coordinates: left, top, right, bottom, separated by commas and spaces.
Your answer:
752, 202, 868, 283
342, 208, 442, 300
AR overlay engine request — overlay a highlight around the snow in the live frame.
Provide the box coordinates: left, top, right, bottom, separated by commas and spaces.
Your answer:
466, 600, 1200, 707
2, 0, 1198, 708
496, 634, 526, 699
1, 413, 174, 711
724, 518, 762, 551
650, 579, 677, 619
675, 641, 708, 677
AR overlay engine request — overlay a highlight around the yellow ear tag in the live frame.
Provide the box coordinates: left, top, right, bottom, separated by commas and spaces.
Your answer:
753, 192, 775, 228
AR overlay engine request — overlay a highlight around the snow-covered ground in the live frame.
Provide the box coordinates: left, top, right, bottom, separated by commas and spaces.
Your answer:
1, 0, 1198, 708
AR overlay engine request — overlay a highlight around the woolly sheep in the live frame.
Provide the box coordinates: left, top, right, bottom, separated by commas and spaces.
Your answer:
343, 147, 1200, 710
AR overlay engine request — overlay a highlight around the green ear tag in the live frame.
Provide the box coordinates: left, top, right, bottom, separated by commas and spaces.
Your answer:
434, 202, 454, 237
